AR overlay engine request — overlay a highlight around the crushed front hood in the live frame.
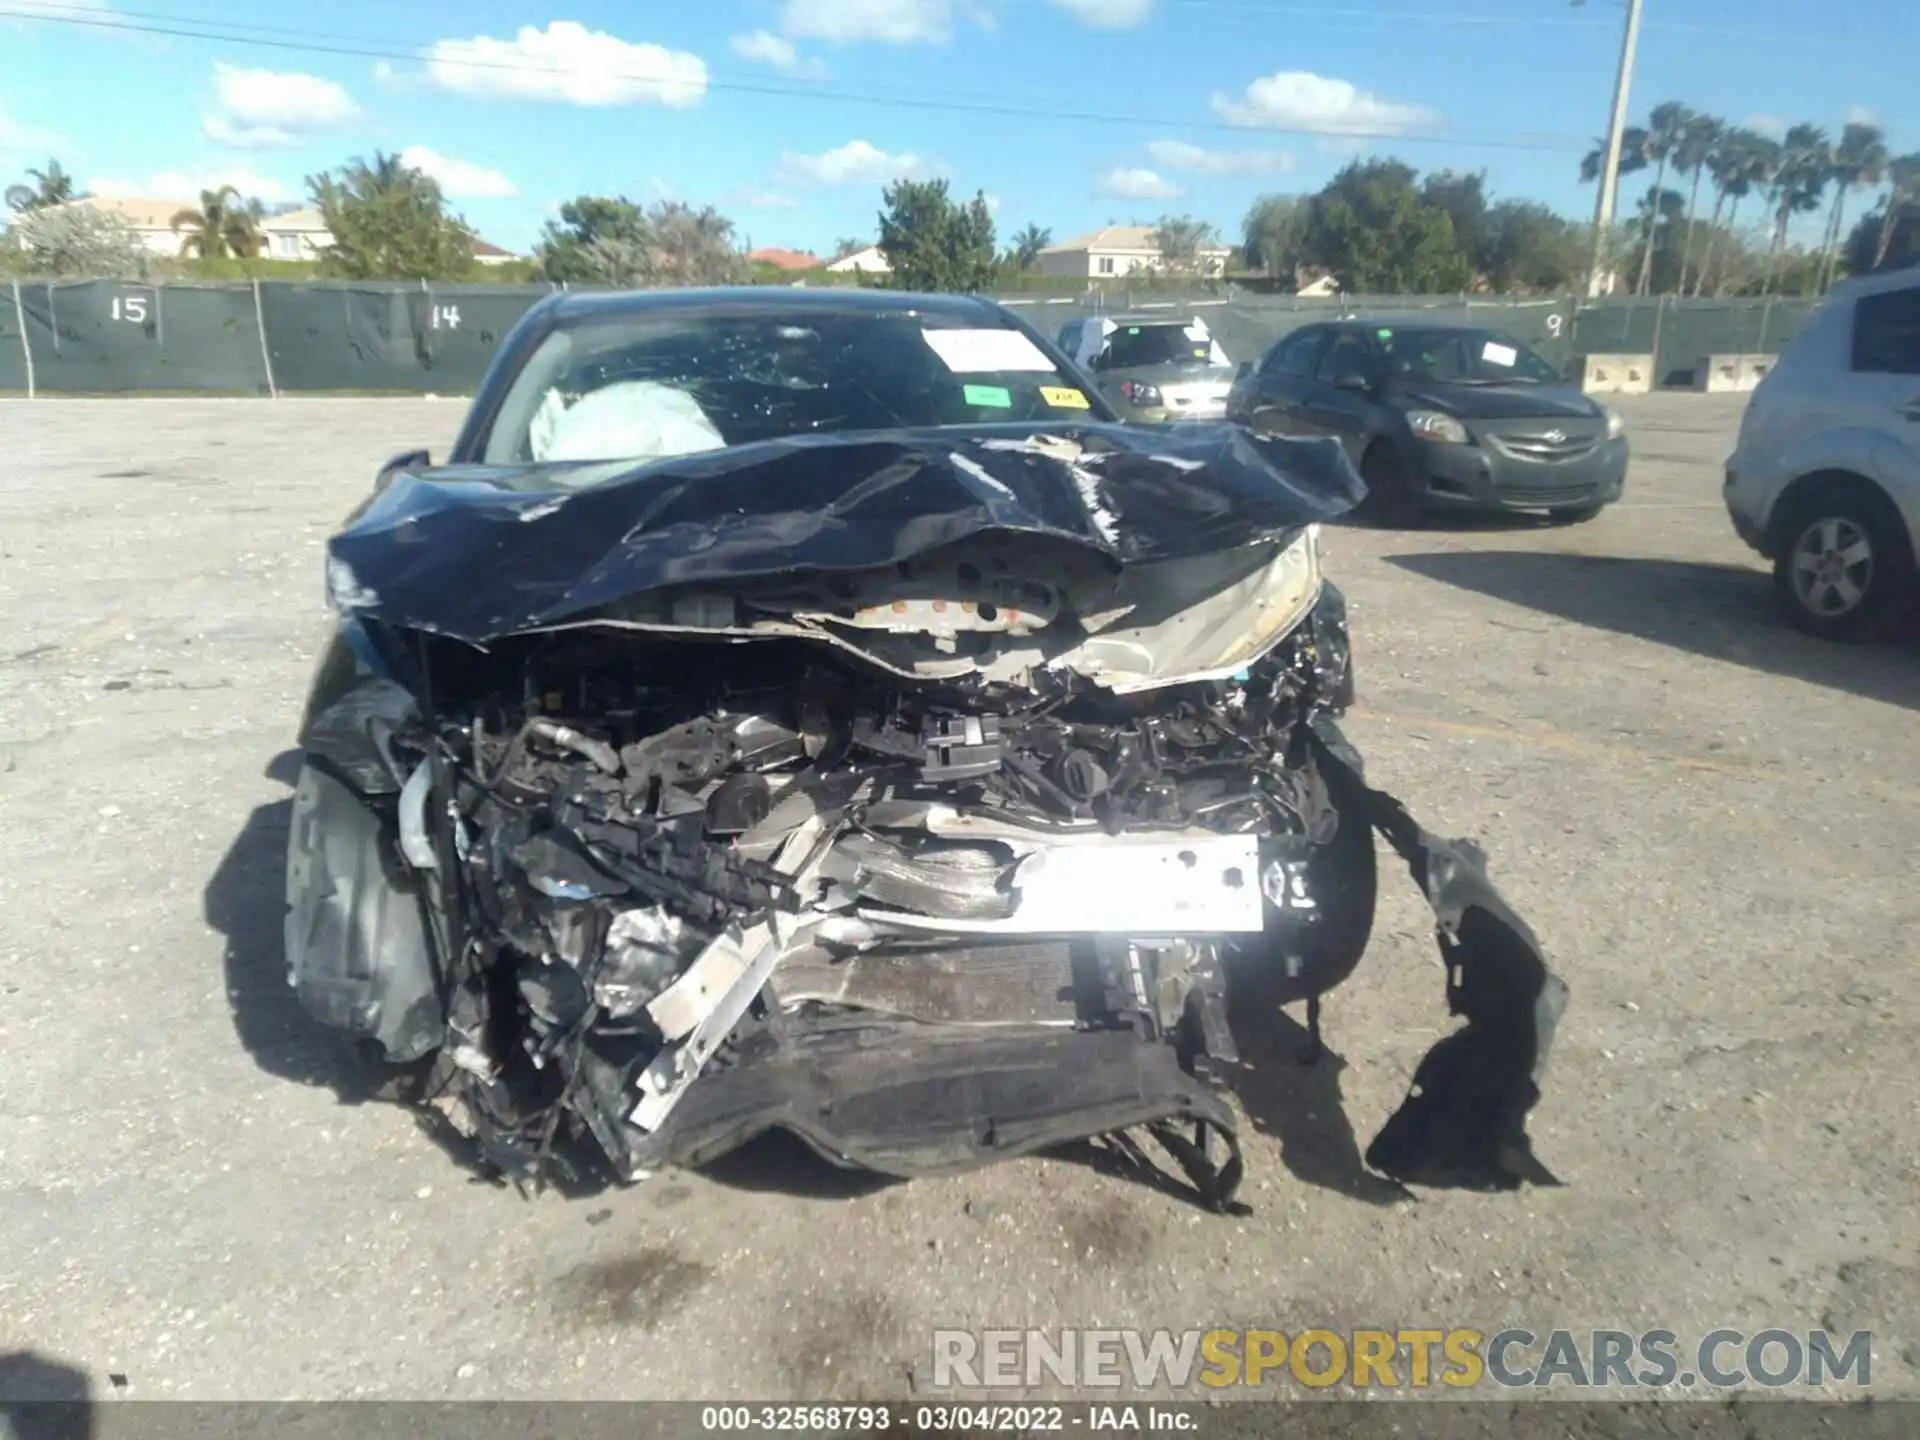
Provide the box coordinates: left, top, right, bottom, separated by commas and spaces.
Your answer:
325, 422, 1364, 644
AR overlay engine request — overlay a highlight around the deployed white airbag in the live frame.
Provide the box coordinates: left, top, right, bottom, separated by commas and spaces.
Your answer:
529, 381, 727, 464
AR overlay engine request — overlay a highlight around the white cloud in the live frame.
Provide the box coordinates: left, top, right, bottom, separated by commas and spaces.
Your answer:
426, 21, 707, 108
731, 186, 800, 208
88, 167, 294, 202
202, 62, 357, 149
1211, 70, 1435, 135
1145, 139, 1292, 175
1744, 114, 1785, 140
780, 0, 956, 45
1845, 105, 1878, 127
729, 29, 830, 78
983, 192, 1002, 213
1048, 0, 1152, 27
1097, 167, 1183, 200
779, 139, 931, 185
398, 145, 514, 197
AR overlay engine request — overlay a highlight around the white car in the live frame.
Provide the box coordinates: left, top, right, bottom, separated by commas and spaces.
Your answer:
1724, 270, 1920, 639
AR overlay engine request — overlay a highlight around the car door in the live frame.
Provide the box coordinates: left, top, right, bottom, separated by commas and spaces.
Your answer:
1849, 284, 1920, 469
1302, 328, 1384, 459
1239, 326, 1326, 436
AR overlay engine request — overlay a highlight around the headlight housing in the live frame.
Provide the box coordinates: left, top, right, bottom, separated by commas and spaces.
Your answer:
1603, 405, 1627, 439
1118, 380, 1163, 407
1406, 409, 1469, 445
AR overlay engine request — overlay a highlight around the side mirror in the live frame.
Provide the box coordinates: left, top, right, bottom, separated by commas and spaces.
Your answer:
374, 448, 431, 494
1236, 360, 1253, 379
1331, 372, 1373, 394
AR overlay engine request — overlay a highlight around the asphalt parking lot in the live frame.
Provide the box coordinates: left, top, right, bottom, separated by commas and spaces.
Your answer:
1, 394, 1917, 1404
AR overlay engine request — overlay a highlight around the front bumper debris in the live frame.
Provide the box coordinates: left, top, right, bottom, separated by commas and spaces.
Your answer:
286, 421, 1565, 1210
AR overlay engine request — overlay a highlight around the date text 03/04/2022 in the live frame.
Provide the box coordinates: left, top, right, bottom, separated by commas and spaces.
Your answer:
697, 1404, 1197, 1432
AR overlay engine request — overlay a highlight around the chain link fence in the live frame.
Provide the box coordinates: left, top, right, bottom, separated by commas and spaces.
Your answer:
1, 277, 1819, 396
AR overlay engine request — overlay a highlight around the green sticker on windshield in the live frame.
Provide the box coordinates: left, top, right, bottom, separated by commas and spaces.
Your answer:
964, 383, 1012, 408
1376, 328, 1393, 339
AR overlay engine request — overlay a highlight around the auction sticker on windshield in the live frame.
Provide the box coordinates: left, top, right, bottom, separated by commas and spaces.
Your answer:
1482, 341, 1519, 367
923, 327, 1057, 372
964, 384, 1013, 407
1040, 385, 1090, 409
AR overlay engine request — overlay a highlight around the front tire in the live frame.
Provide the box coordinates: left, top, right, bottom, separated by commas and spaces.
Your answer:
1358, 443, 1423, 528
1771, 482, 1915, 641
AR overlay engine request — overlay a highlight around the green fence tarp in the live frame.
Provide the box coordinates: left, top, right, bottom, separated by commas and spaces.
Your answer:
0, 282, 29, 393
0, 279, 1827, 395
257, 281, 551, 393
14, 280, 270, 393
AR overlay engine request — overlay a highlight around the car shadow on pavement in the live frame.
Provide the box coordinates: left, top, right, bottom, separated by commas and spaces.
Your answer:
0, 1349, 94, 1440
1386, 550, 1920, 712
1227, 1002, 1410, 1208
203, 748, 365, 1096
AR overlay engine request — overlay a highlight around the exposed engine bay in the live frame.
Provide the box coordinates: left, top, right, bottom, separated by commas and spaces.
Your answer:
289, 422, 1566, 1210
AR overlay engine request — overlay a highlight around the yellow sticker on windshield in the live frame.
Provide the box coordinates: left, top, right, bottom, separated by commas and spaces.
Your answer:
1041, 385, 1090, 410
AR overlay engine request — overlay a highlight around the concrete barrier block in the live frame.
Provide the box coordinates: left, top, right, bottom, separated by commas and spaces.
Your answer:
1692, 354, 1774, 393
1574, 353, 1653, 395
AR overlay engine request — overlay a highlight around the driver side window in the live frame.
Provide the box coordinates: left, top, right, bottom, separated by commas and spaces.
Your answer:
1263, 328, 1322, 377
1317, 332, 1376, 385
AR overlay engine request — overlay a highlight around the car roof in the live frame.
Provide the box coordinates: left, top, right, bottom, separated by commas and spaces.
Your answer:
1104, 313, 1202, 326
546, 285, 1008, 326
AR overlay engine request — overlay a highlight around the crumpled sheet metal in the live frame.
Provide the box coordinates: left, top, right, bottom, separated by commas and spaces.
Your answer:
1312, 730, 1567, 1191
323, 421, 1365, 643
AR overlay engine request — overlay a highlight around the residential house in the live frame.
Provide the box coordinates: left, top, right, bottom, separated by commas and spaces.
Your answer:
1035, 226, 1234, 280
826, 245, 890, 274
257, 206, 332, 261
747, 246, 821, 272
471, 238, 521, 267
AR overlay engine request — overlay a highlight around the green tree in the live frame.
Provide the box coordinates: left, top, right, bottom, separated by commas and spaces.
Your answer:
1302, 159, 1471, 293
169, 185, 263, 262
536, 197, 648, 281
875, 179, 997, 292
1420, 169, 1492, 278
1482, 199, 1582, 291
1629, 183, 1688, 295
1010, 222, 1052, 270
5, 158, 78, 213
1816, 121, 1888, 291
1579, 125, 1649, 289
1869, 152, 1920, 270
1241, 192, 1306, 280
1150, 214, 1220, 275
6, 204, 154, 278
307, 151, 476, 280
1845, 155, 1920, 273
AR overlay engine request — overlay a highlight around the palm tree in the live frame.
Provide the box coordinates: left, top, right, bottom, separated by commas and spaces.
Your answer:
1873, 153, 1920, 269
1761, 125, 1829, 296
1815, 121, 1888, 291
1012, 223, 1052, 270
169, 185, 263, 262
1634, 102, 1694, 294
1671, 113, 1724, 296
1702, 130, 1773, 296
1580, 126, 1649, 293
7, 158, 78, 212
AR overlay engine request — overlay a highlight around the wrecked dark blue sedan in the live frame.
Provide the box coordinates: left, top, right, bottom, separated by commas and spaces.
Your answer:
285, 287, 1565, 1208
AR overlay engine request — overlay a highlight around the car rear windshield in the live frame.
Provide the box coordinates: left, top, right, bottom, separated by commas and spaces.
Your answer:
480, 307, 1101, 470
1100, 323, 1221, 369
1384, 328, 1562, 385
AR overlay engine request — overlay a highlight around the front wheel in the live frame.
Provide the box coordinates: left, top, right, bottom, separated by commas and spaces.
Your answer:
1771, 484, 1915, 641
1358, 443, 1422, 528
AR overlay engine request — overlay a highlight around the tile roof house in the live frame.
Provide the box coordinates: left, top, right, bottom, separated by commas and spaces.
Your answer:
747, 247, 822, 271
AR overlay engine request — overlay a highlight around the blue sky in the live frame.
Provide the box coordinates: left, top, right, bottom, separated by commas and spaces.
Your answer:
3, 0, 1916, 255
